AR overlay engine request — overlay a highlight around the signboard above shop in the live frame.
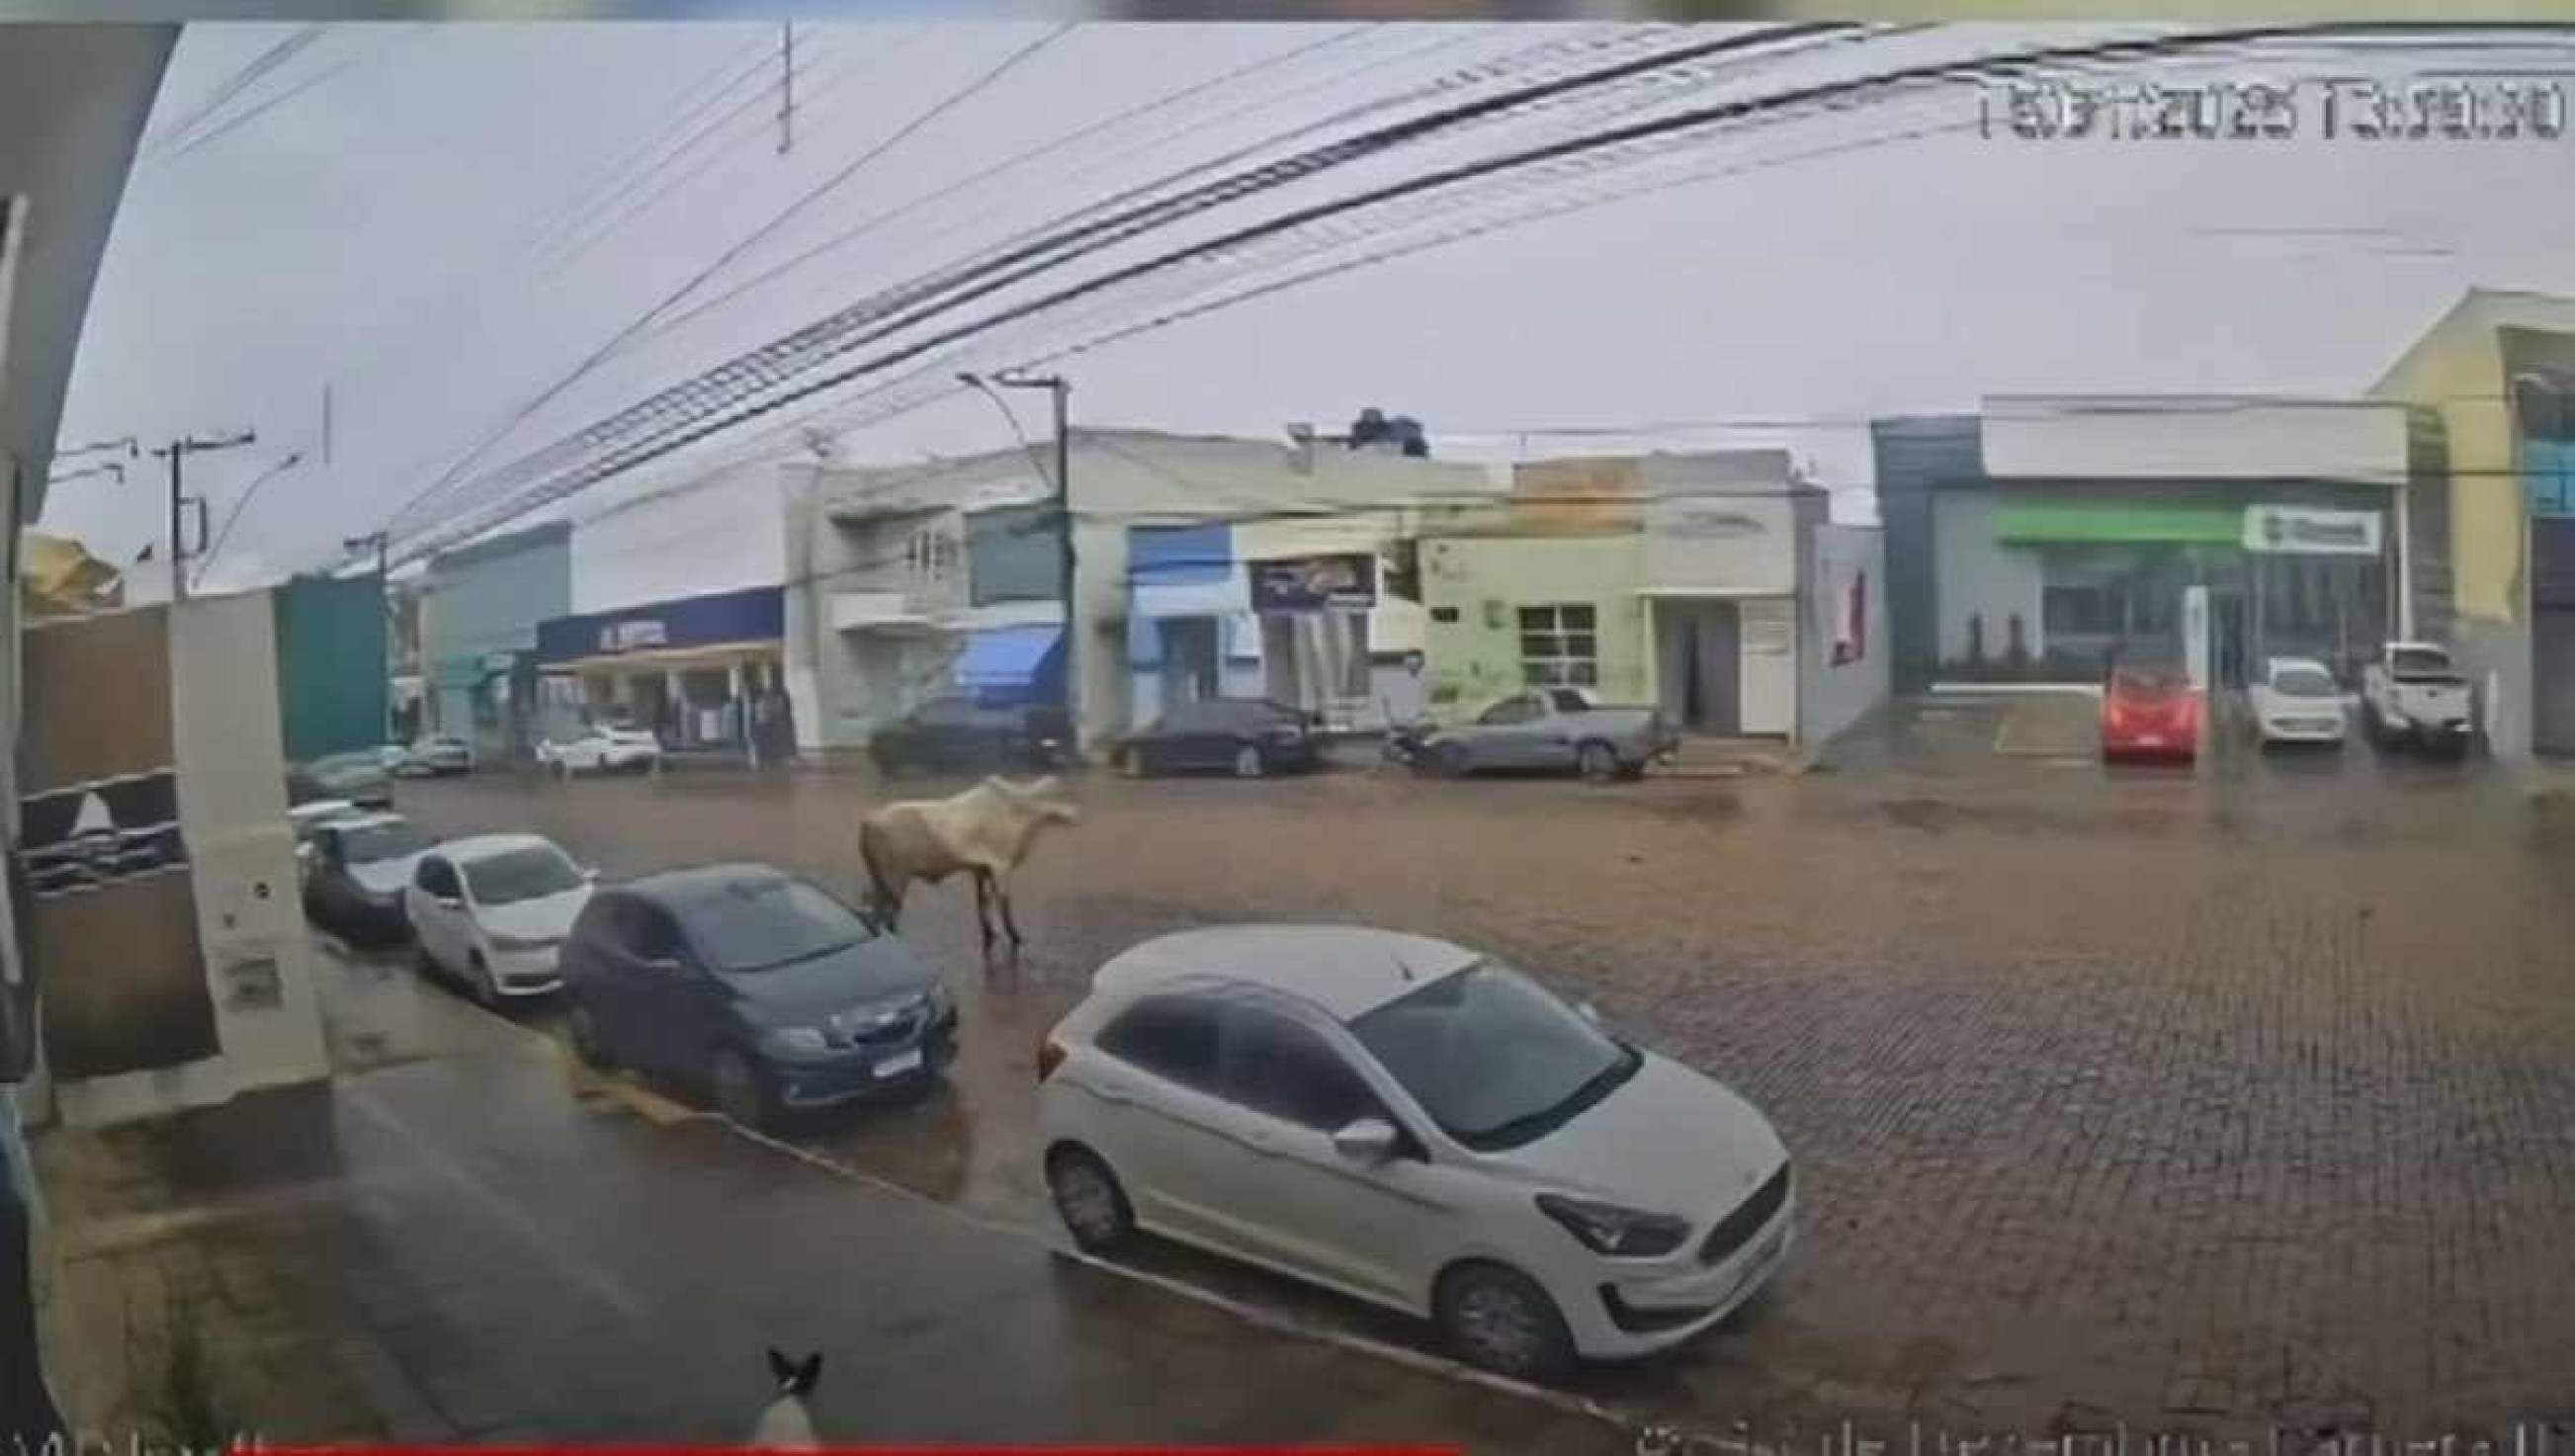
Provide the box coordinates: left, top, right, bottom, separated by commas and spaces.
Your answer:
2241, 505, 2382, 557
1248, 553, 1376, 613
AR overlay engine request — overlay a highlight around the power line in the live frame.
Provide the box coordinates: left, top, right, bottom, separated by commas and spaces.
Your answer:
522, 29, 778, 251
386, 26, 1071, 544
160, 52, 363, 165
389, 22, 2564, 567
535, 33, 854, 274
386, 23, 1852, 557
142, 26, 324, 160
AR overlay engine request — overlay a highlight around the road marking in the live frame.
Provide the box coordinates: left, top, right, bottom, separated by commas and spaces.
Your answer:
721, 1120, 1637, 1437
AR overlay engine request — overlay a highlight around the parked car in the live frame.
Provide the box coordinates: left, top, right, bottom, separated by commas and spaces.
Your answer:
2101, 664, 2201, 763
290, 797, 361, 848
869, 696, 1073, 777
536, 725, 661, 777
404, 833, 597, 1005
558, 863, 956, 1130
301, 813, 435, 945
1037, 924, 1795, 1380
2248, 656, 2348, 746
288, 749, 392, 810
2361, 642, 2473, 757
390, 735, 475, 777
1112, 698, 1323, 778
1413, 688, 1676, 783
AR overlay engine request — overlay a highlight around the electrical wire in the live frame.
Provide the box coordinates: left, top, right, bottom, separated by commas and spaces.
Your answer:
536, 34, 862, 274
142, 25, 324, 160
387, 23, 1854, 554
385, 26, 1072, 544
522, 29, 780, 253
385, 22, 2571, 566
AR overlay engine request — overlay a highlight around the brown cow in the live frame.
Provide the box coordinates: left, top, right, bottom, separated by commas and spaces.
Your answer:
858, 775, 1078, 959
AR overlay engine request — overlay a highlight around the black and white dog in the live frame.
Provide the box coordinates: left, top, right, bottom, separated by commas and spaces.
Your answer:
747, 1348, 822, 1449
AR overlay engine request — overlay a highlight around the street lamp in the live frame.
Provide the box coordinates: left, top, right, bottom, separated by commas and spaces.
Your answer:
957, 369, 1077, 742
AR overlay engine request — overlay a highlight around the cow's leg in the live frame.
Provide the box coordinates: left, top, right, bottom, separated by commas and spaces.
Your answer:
993, 872, 1027, 952
971, 870, 997, 961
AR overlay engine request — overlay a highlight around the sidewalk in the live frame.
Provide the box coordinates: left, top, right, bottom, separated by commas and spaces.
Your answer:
34, 1012, 1628, 1449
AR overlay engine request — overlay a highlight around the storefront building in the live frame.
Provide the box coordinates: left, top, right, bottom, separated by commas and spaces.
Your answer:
1418, 452, 1879, 743
1125, 514, 1429, 732
1878, 399, 2412, 691
535, 585, 791, 755
419, 522, 570, 764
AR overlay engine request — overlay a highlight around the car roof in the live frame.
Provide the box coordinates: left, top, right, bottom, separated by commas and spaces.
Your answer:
621, 861, 796, 906
434, 831, 558, 863
1093, 923, 1481, 1021
329, 813, 409, 832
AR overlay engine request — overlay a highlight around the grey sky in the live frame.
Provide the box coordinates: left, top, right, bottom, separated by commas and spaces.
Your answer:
44, 20, 2575, 592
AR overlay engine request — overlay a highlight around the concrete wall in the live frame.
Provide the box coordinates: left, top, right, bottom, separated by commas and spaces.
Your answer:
1800, 524, 1890, 748
272, 573, 387, 760
1420, 533, 1647, 712
2368, 292, 2575, 759
1984, 396, 2411, 482
1870, 416, 1985, 693
1931, 489, 2046, 668
1636, 453, 1801, 595
570, 460, 791, 616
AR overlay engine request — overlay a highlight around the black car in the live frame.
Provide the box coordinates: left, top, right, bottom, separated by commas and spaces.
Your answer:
558, 863, 957, 1131
288, 749, 393, 810
868, 696, 1073, 777
1114, 697, 1324, 778
301, 813, 434, 945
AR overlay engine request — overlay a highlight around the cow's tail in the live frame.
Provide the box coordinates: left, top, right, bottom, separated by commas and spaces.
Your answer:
858, 816, 901, 929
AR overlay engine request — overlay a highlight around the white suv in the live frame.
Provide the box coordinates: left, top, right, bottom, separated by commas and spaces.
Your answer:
1036, 924, 1794, 1379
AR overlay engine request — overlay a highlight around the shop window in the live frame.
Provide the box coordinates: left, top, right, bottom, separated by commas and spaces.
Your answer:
2043, 584, 2116, 637
1517, 604, 1598, 687
905, 527, 960, 586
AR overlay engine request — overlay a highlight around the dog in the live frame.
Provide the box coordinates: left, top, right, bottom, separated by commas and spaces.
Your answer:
746, 1347, 822, 1449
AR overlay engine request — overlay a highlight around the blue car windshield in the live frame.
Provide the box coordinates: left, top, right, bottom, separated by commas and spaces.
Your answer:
682, 878, 869, 973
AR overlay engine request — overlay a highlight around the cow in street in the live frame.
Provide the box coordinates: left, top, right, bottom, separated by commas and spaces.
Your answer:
858, 775, 1078, 961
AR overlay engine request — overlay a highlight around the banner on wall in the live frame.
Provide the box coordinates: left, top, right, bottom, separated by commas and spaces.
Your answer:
15, 608, 217, 1079
1248, 554, 1375, 614
1832, 570, 1868, 666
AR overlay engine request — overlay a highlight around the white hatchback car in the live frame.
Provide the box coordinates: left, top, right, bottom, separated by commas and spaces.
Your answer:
403, 832, 597, 1004
1037, 924, 1794, 1379
2250, 656, 2349, 745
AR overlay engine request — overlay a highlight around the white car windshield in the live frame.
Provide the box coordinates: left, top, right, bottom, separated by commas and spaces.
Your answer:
2271, 667, 2338, 698
464, 845, 586, 906
1349, 963, 1639, 1152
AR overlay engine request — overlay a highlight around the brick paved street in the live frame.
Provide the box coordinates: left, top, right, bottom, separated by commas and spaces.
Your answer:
384, 735, 2575, 1437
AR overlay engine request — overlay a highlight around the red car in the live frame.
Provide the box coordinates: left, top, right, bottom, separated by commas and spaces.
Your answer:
2102, 666, 2201, 762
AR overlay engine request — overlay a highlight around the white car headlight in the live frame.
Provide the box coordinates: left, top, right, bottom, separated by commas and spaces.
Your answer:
1536, 1193, 1692, 1258
760, 1026, 829, 1056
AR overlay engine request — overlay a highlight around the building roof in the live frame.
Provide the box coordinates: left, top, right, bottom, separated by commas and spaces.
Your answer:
2369, 289, 2575, 399
1094, 923, 1482, 1021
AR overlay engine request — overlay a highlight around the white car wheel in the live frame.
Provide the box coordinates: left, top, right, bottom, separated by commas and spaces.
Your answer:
1436, 1263, 1575, 1380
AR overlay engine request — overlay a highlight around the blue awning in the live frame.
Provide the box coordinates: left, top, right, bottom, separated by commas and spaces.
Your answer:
955, 624, 1064, 690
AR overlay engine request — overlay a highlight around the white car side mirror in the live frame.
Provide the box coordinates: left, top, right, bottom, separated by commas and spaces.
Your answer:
1330, 1117, 1402, 1163
1576, 1000, 1604, 1026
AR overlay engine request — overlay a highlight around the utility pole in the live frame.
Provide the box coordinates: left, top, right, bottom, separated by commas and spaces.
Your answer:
777, 22, 795, 155
961, 370, 1077, 747
150, 429, 254, 602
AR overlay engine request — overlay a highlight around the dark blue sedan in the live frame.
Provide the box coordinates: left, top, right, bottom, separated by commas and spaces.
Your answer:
558, 863, 957, 1130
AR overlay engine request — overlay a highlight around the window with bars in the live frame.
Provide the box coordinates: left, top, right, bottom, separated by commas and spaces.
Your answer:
905, 527, 960, 585
1517, 604, 1599, 687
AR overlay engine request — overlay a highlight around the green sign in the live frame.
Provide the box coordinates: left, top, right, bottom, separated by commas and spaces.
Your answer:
1993, 500, 2244, 545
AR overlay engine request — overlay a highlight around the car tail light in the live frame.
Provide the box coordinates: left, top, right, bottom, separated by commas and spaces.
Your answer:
1037, 1035, 1068, 1082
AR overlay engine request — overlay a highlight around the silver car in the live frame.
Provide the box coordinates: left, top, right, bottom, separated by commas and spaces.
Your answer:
1414, 688, 1677, 783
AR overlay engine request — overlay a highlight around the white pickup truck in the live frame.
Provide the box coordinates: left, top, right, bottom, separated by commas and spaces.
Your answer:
2361, 642, 2474, 756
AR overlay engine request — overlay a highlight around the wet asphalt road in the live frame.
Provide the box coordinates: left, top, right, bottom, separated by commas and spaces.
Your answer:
379, 713, 2575, 1436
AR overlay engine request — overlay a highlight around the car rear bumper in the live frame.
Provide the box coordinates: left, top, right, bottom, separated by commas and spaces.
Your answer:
2259, 717, 2346, 743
